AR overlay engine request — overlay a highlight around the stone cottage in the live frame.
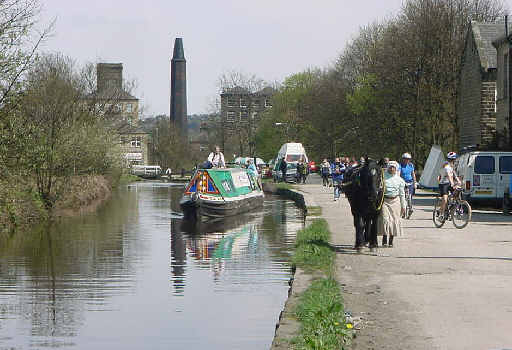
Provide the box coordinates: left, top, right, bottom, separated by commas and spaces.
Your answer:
492, 24, 512, 150
457, 21, 505, 149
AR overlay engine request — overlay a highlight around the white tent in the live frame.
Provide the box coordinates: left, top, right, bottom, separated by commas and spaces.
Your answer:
419, 145, 445, 189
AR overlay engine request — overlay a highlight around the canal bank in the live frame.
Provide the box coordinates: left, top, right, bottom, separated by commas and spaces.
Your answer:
0, 173, 135, 234
266, 182, 349, 349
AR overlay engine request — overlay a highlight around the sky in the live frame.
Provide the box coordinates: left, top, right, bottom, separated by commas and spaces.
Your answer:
38, 1, 421, 117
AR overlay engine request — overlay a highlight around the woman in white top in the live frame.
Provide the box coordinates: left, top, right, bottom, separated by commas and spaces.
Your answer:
207, 146, 226, 168
380, 161, 405, 247
437, 152, 461, 220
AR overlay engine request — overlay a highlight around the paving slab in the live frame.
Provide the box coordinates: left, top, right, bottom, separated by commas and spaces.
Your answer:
298, 183, 512, 350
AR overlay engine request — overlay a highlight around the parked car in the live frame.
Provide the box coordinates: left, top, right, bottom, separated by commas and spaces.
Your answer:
272, 161, 298, 183
308, 161, 318, 173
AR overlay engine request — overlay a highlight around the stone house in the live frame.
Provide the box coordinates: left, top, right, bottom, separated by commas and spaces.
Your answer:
91, 63, 152, 166
492, 25, 512, 150
457, 21, 505, 149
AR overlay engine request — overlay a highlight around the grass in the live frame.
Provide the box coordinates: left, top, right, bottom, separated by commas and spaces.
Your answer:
293, 278, 348, 350
291, 218, 350, 349
117, 174, 142, 185
306, 206, 322, 216
292, 219, 334, 272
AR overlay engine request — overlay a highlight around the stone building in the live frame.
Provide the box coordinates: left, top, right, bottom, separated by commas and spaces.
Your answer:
93, 63, 151, 166
219, 86, 274, 155
457, 21, 505, 149
492, 24, 512, 150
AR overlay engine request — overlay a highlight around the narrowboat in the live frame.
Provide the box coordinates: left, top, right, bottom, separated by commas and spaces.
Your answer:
180, 167, 264, 219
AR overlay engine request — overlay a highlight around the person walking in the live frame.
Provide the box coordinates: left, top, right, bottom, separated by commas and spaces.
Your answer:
165, 167, 172, 182
331, 157, 345, 201
320, 159, 331, 187
297, 160, 308, 184
279, 158, 287, 182
380, 161, 406, 247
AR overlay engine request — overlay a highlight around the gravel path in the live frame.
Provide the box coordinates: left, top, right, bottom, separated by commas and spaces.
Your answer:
298, 181, 512, 350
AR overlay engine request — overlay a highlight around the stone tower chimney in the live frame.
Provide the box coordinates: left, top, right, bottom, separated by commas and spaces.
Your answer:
97, 63, 123, 92
170, 38, 188, 139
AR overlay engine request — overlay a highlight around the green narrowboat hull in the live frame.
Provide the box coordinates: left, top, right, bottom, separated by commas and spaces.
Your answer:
180, 168, 264, 219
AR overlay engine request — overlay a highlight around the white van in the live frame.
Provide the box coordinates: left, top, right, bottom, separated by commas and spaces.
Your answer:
456, 151, 512, 205
277, 143, 308, 163
272, 143, 309, 183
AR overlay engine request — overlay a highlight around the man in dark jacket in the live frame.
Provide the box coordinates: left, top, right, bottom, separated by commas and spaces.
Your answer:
279, 158, 287, 182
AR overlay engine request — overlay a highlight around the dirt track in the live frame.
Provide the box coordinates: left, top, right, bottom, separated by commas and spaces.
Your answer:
299, 183, 512, 350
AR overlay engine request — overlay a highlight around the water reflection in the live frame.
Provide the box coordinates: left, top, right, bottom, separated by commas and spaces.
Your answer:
0, 182, 303, 350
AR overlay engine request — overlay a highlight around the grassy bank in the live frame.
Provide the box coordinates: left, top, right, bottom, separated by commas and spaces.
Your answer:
0, 173, 125, 233
291, 218, 349, 350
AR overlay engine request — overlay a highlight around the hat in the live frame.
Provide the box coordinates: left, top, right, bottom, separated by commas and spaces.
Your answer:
387, 161, 399, 169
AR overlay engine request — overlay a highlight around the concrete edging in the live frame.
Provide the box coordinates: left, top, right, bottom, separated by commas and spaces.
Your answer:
268, 186, 319, 349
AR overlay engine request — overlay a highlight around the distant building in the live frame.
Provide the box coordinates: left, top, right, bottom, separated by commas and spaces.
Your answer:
219, 86, 274, 154
457, 21, 505, 149
92, 63, 151, 166
493, 23, 512, 150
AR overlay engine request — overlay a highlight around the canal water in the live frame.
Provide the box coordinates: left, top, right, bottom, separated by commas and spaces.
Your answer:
0, 182, 304, 349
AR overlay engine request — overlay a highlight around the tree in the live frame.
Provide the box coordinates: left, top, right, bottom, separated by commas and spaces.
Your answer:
12, 53, 120, 208
0, 0, 53, 106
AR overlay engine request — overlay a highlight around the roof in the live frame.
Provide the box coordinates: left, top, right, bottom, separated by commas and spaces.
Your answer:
172, 38, 185, 61
114, 120, 148, 135
221, 86, 275, 96
90, 88, 138, 101
471, 21, 506, 71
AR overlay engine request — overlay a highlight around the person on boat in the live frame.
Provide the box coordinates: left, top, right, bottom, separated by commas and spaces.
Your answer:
207, 145, 226, 168
247, 158, 258, 177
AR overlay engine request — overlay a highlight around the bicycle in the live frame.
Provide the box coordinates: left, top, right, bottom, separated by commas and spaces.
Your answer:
403, 182, 414, 219
433, 187, 472, 229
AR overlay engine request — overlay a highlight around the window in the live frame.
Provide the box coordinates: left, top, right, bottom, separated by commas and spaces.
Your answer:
126, 103, 133, 113
474, 156, 495, 174
226, 111, 236, 122
130, 136, 141, 148
265, 99, 272, 108
499, 156, 512, 174
240, 110, 248, 119
114, 103, 122, 113
227, 98, 236, 107
252, 100, 260, 108
240, 98, 248, 108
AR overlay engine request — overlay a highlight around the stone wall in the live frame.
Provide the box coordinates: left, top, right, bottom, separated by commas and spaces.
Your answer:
495, 43, 511, 148
458, 33, 484, 148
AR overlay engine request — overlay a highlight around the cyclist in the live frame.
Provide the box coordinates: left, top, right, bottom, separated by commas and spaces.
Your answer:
399, 152, 417, 215
437, 152, 461, 221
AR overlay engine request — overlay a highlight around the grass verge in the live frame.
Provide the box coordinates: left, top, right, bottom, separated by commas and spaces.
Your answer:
292, 219, 334, 273
291, 218, 349, 349
293, 278, 348, 350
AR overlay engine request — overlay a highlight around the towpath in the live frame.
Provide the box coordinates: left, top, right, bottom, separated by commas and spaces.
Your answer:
298, 181, 512, 350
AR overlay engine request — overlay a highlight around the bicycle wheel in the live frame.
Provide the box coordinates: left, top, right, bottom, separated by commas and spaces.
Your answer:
432, 197, 445, 228
451, 200, 472, 229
